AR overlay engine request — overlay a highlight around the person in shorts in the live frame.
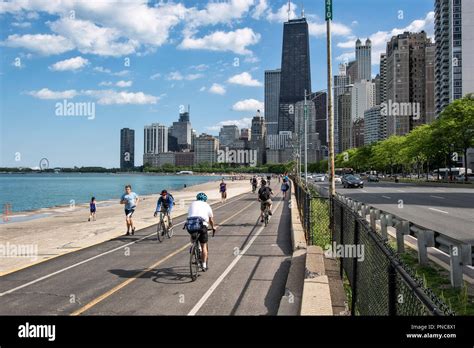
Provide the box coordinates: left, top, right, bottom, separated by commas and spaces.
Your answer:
219, 179, 227, 203
120, 185, 139, 236
258, 179, 273, 223
88, 196, 96, 222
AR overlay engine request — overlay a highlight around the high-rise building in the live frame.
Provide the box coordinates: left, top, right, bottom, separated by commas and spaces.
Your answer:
312, 91, 328, 147
385, 31, 434, 136
267, 131, 293, 150
379, 53, 387, 105
120, 128, 135, 170
351, 80, 376, 123
346, 60, 358, 86
264, 69, 281, 135
435, 0, 474, 116
278, 16, 311, 133
356, 38, 372, 82
250, 113, 266, 165
171, 107, 192, 150
219, 125, 240, 147
240, 128, 251, 141
334, 71, 352, 154
364, 106, 386, 145
425, 44, 436, 124
352, 118, 365, 148
144, 123, 168, 154
194, 134, 219, 165
338, 92, 352, 153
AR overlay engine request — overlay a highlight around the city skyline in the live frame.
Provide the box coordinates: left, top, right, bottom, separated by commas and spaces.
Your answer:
1, 0, 438, 167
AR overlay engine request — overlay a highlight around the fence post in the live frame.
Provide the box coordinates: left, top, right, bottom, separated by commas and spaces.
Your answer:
416, 230, 435, 266
461, 244, 472, 266
370, 209, 380, 231
396, 220, 409, 253
450, 244, 463, 288
380, 214, 388, 241
388, 263, 397, 316
351, 220, 359, 316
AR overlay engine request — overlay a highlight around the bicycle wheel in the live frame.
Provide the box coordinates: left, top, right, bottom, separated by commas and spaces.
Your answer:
165, 215, 174, 238
264, 211, 269, 226
157, 221, 164, 242
189, 242, 199, 281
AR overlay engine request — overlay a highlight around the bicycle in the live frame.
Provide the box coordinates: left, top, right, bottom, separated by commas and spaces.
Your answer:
156, 211, 173, 242
188, 227, 215, 281
252, 184, 257, 193
262, 202, 271, 226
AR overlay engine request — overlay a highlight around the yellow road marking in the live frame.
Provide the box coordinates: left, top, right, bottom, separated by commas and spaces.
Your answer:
70, 198, 255, 315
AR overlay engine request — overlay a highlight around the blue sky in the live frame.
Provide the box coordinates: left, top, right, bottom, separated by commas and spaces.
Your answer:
0, 0, 435, 168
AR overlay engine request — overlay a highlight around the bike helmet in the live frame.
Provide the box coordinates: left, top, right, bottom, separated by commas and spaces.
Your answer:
161, 189, 167, 195
196, 192, 208, 202
261, 179, 267, 186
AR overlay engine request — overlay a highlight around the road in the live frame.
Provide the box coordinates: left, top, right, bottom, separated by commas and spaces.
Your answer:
0, 185, 293, 315
314, 181, 474, 244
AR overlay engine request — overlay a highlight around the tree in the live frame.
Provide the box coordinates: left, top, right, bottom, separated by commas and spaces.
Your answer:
437, 94, 474, 181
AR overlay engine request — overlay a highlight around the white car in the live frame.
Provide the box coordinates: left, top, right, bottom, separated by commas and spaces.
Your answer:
314, 174, 326, 182
334, 175, 342, 184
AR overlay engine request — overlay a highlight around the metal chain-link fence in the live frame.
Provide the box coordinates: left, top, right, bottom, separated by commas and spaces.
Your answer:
292, 178, 453, 316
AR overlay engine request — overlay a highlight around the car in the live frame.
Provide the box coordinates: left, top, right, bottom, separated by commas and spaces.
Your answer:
314, 174, 326, 182
334, 175, 342, 184
368, 175, 379, 182
342, 174, 364, 188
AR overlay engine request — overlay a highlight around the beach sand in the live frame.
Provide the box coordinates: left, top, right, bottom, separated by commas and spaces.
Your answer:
0, 177, 252, 275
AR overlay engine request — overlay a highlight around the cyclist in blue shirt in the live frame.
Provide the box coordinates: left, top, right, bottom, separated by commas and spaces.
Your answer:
120, 185, 139, 236
154, 190, 174, 227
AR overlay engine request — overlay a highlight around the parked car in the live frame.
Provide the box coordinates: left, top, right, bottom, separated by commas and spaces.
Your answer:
342, 174, 364, 188
314, 174, 326, 182
368, 174, 379, 182
334, 175, 342, 184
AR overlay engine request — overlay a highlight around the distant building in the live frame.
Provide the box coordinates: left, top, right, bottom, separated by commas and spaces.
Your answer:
144, 123, 168, 154
356, 38, 372, 82
312, 91, 328, 147
266, 148, 294, 164
171, 107, 192, 151
334, 70, 352, 153
338, 92, 352, 153
267, 131, 292, 150
352, 118, 365, 148
194, 134, 219, 165
175, 152, 194, 167
120, 128, 135, 170
219, 125, 240, 146
143, 152, 175, 167
240, 128, 251, 141
351, 80, 376, 124
346, 60, 358, 85
379, 53, 387, 105
250, 113, 266, 165
364, 106, 386, 145
279, 16, 311, 133
264, 69, 281, 135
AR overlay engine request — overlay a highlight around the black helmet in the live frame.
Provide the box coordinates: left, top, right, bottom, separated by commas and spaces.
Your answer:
161, 189, 167, 195
261, 179, 267, 185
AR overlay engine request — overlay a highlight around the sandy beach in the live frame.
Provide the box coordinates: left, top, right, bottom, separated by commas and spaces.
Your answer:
0, 177, 251, 275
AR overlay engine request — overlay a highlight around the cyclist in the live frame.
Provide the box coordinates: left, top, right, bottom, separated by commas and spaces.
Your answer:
258, 179, 273, 223
281, 177, 290, 199
186, 193, 216, 271
154, 190, 174, 227
251, 176, 258, 193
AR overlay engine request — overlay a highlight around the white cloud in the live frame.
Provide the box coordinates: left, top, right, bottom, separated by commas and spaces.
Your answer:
167, 71, 204, 81
49, 56, 89, 71
266, 2, 297, 22
99, 81, 113, 86
94, 66, 111, 74
11, 22, 31, 28
209, 83, 226, 95
308, 21, 352, 37
2, 33, 74, 55
28, 88, 78, 99
82, 89, 158, 105
228, 72, 262, 87
190, 64, 209, 71
179, 28, 260, 56
150, 73, 161, 80
252, 0, 268, 19
199, 86, 206, 92
116, 80, 132, 87
112, 70, 129, 77
232, 99, 264, 112
336, 52, 355, 63
207, 117, 253, 131
244, 56, 260, 63
185, 0, 254, 28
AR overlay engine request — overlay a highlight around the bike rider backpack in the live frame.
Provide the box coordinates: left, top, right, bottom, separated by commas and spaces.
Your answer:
185, 216, 204, 232
259, 187, 271, 201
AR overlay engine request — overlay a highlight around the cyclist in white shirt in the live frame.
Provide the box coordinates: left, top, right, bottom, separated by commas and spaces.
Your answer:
186, 192, 216, 271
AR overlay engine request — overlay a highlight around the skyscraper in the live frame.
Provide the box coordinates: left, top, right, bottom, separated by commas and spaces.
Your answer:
120, 128, 135, 170
172, 107, 192, 150
364, 106, 386, 145
435, 0, 474, 116
312, 91, 328, 147
219, 125, 240, 146
334, 69, 352, 154
379, 53, 387, 104
264, 69, 281, 135
144, 123, 168, 154
338, 92, 352, 153
250, 113, 267, 165
356, 38, 372, 82
346, 60, 358, 84
385, 31, 434, 136
278, 16, 311, 133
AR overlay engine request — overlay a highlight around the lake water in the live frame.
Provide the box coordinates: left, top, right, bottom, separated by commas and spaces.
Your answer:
0, 173, 220, 213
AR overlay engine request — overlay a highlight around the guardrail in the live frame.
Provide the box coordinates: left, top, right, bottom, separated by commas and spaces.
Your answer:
293, 178, 454, 315
334, 192, 473, 289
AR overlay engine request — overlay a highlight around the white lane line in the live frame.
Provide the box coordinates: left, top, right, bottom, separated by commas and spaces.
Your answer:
360, 189, 368, 193
0, 196, 242, 297
430, 195, 445, 199
396, 190, 405, 193
187, 198, 284, 316
382, 195, 392, 199
428, 207, 449, 214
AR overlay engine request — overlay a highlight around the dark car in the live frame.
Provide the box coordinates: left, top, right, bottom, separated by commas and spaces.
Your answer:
368, 175, 379, 182
342, 174, 364, 188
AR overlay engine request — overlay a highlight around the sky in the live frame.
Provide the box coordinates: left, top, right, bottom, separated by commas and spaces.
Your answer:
0, 0, 436, 168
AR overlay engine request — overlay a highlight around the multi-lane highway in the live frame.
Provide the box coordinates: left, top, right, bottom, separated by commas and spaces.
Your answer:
0, 186, 293, 315
315, 181, 474, 244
